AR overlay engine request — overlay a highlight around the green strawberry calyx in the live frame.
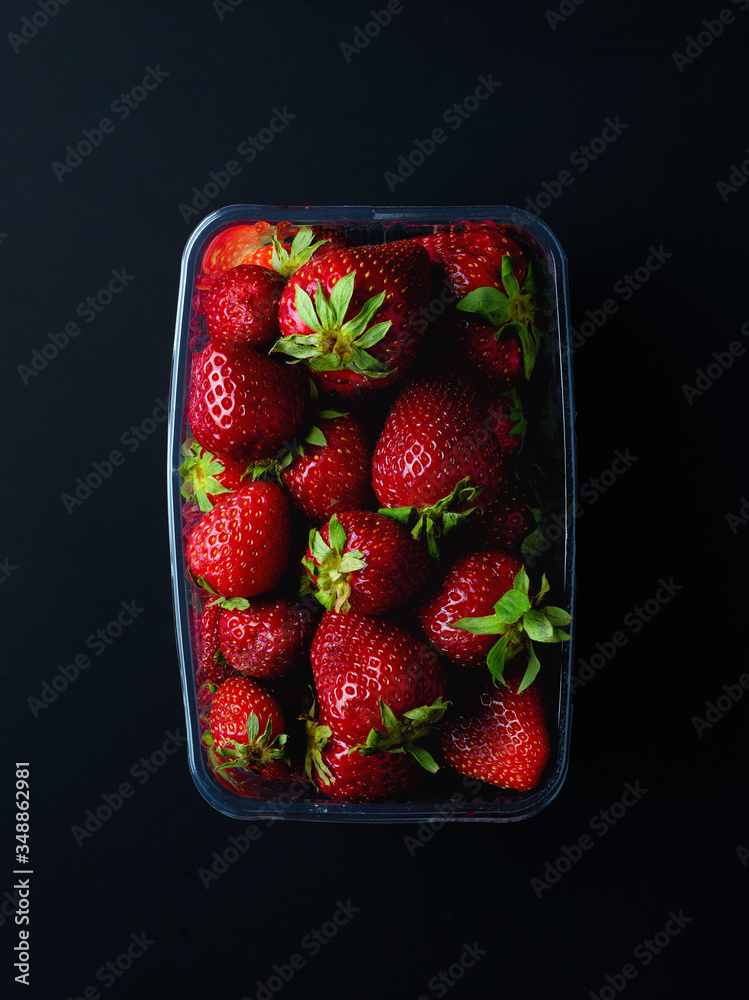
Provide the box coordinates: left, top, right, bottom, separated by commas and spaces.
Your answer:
271, 226, 331, 278
301, 514, 367, 612
452, 566, 572, 692
270, 270, 393, 377
351, 697, 450, 773
379, 477, 482, 559
249, 410, 345, 483
203, 711, 289, 775
179, 439, 243, 513
490, 388, 527, 446
457, 256, 540, 379
302, 700, 335, 788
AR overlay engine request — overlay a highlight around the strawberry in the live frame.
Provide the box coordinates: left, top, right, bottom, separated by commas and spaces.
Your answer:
271, 240, 430, 394
204, 676, 291, 797
416, 227, 539, 384
372, 372, 505, 555
200, 222, 342, 278
450, 565, 572, 690
305, 718, 422, 802
188, 342, 305, 463
470, 482, 540, 554
282, 411, 375, 522
215, 594, 314, 678
484, 388, 526, 457
179, 439, 251, 512
197, 601, 235, 684
302, 511, 433, 614
187, 482, 291, 598
311, 611, 448, 766
202, 264, 285, 347
440, 663, 551, 791
417, 551, 523, 670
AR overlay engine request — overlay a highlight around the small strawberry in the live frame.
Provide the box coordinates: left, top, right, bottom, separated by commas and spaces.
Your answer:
197, 601, 235, 684
200, 222, 341, 278
188, 342, 305, 463
179, 439, 251, 513
440, 663, 551, 791
417, 551, 523, 670
215, 594, 315, 678
302, 511, 433, 614
202, 264, 285, 347
271, 240, 430, 394
372, 372, 505, 555
471, 482, 540, 554
305, 717, 422, 802
484, 388, 526, 458
204, 676, 291, 797
311, 611, 448, 765
451, 565, 572, 690
187, 482, 291, 598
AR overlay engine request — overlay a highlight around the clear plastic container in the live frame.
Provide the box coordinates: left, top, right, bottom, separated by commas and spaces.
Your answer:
168, 205, 575, 822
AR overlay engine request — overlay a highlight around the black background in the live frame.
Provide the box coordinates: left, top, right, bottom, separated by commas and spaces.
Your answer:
2, 1, 748, 997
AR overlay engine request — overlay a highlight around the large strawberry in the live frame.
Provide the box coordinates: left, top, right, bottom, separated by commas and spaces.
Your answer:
203, 264, 285, 347
311, 612, 448, 768
179, 439, 251, 513
372, 372, 505, 555
216, 594, 314, 678
188, 342, 305, 463
417, 550, 523, 670
204, 676, 291, 797
271, 240, 430, 394
302, 510, 433, 614
305, 717, 422, 802
187, 482, 291, 598
440, 662, 551, 791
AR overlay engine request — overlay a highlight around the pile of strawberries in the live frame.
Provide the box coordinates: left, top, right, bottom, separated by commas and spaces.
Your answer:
178, 217, 572, 805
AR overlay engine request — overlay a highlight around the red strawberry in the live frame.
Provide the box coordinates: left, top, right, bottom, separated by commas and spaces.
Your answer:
272, 240, 430, 394
179, 439, 250, 512
485, 390, 526, 457
416, 227, 539, 384
417, 551, 522, 669
303, 510, 433, 614
217, 595, 314, 678
204, 676, 291, 797
200, 222, 343, 278
203, 264, 285, 347
197, 601, 235, 684
471, 482, 539, 554
440, 663, 551, 791
187, 482, 291, 598
311, 612, 448, 759
188, 342, 305, 463
282, 411, 375, 522
371, 372, 505, 555
305, 720, 422, 802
